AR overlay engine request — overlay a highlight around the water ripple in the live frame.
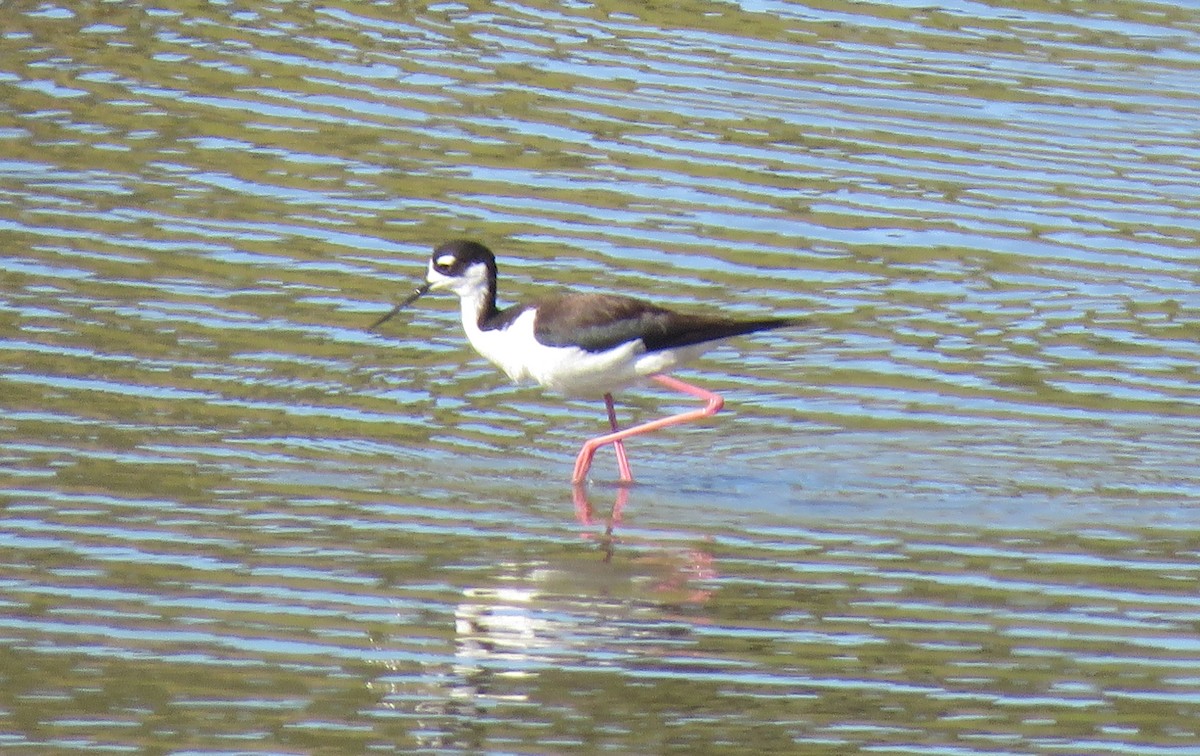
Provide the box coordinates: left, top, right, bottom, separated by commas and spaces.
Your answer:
3, 0, 1200, 753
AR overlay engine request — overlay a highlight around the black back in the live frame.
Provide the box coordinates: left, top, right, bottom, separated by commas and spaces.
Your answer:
528, 292, 800, 353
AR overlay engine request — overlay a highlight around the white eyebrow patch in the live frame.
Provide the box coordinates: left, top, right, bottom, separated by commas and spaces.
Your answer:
435, 254, 457, 267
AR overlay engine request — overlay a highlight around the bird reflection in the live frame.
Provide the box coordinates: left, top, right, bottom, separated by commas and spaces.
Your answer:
366, 486, 716, 748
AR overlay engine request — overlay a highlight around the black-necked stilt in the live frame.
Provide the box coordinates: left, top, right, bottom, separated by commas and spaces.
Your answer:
371, 240, 803, 484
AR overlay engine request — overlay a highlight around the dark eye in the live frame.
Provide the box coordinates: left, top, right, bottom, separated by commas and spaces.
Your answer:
433, 254, 456, 274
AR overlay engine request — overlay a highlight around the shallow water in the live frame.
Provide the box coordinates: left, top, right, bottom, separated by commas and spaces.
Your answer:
2, 0, 1199, 753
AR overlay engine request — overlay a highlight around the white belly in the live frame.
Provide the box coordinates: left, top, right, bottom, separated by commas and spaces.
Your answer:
461, 307, 707, 398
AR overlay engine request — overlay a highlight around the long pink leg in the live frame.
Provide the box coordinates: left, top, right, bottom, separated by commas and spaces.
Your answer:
571, 374, 725, 485
605, 393, 633, 483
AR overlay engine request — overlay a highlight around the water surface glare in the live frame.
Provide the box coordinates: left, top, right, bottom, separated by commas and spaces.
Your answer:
2, 0, 1199, 753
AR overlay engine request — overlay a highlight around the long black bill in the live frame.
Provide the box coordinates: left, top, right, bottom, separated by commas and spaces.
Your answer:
369, 282, 431, 331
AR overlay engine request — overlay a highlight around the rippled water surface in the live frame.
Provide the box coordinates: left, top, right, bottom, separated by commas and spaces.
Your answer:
3, 0, 1199, 753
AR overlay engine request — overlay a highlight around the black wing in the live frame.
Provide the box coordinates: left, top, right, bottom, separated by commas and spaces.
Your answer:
533, 293, 800, 354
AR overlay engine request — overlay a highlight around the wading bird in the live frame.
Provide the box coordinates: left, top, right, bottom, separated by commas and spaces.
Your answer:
371, 240, 802, 484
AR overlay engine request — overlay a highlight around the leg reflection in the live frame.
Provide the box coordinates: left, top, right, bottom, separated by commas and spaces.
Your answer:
570, 483, 715, 597
571, 483, 628, 528
571, 483, 629, 563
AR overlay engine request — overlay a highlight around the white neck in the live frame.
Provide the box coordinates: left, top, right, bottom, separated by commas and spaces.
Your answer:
427, 260, 496, 331
453, 267, 494, 330
458, 285, 492, 334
